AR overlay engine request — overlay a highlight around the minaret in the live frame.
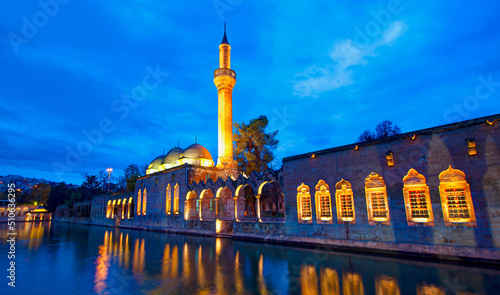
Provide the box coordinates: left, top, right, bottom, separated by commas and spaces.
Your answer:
214, 23, 237, 169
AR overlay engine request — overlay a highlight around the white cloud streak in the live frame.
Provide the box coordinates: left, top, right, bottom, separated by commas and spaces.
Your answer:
293, 21, 408, 97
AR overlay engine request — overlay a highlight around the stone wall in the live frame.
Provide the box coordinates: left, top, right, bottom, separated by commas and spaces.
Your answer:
283, 115, 500, 258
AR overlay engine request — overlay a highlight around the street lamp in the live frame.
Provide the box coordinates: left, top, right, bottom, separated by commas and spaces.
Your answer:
106, 168, 113, 192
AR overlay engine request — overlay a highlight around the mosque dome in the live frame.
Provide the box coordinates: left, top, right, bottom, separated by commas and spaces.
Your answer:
162, 147, 183, 166
179, 143, 214, 167
148, 155, 164, 170
180, 144, 213, 161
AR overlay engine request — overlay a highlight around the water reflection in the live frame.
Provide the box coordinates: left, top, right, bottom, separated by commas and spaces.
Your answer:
2, 222, 498, 295
376, 275, 400, 295
417, 284, 446, 295
321, 268, 340, 295
0, 221, 49, 250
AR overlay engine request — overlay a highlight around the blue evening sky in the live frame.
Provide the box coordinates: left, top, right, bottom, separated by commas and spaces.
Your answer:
0, 1, 499, 185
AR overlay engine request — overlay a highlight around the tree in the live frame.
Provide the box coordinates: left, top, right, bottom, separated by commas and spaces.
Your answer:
357, 120, 402, 142
46, 182, 69, 213
25, 183, 52, 205
121, 164, 142, 192
65, 190, 83, 210
357, 129, 376, 142
81, 173, 104, 199
234, 115, 279, 175
375, 120, 402, 138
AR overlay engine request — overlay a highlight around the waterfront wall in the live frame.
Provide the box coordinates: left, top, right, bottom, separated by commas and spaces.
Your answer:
54, 115, 500, 262
282, 115, 500, 261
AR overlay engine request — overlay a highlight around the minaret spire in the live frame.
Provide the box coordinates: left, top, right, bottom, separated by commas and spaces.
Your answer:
221, 22, 229, 45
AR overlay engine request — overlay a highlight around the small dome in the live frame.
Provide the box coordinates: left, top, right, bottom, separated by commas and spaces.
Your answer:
148, 155, 164, 170
162, 147, 183, 165
179, 143, 213, 161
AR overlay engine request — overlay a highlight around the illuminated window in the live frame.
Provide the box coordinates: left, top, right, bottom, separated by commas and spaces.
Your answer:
155, 178, 158, 185
173, 184, 179, 214
137, 190, 142, 216
466, 139, 477, 156
315, 180, 333, 223
439, 166, 476, 227
386, 151, 395, 166
106, 200, 112, 218
297, 184, 312, 222
403, 169, 434, 226
335, 179, 355, 224
142, 188, 147, 215
166, 184, 172, 215
365, 172, 391, 225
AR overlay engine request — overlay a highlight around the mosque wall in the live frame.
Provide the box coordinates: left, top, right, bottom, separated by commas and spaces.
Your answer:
54, 115, 500, 262
283, 115, 500, 260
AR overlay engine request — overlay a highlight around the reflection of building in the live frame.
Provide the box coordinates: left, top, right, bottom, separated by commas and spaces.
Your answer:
0, 204, 50, 222
54, 25, 500, 262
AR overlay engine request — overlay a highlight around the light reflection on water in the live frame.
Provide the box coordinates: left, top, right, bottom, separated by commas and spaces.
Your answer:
1, 222, 499, 294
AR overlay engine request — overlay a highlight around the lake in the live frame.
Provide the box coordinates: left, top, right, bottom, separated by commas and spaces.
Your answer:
1, 222, 499, 294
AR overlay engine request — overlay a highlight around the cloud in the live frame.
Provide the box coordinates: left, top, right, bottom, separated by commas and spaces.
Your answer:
293, 21, 408, 97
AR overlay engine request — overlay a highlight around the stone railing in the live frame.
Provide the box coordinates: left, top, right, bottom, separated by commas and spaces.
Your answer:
214, 68, 236, 79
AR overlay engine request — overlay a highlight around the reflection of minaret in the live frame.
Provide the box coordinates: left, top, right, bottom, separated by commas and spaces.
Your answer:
214, 22, 237, 169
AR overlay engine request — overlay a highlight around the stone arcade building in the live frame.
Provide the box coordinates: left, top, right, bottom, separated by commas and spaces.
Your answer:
56, 27, 500, 262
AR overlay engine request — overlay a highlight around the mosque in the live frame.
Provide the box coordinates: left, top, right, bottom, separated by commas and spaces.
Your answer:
145, 24, 237, 178
55, 26, 500, 262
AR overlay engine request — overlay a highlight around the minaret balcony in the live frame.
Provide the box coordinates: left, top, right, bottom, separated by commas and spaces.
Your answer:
214, 68, 236, 80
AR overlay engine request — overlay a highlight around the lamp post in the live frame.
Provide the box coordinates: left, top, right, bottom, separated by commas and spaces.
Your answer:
106, 168, 113, 192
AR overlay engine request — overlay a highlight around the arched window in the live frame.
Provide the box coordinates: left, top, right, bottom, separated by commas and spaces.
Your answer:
365, 173, 390, 225
128, 197, 134, 219
438, 166, 476, 227
315, 180, 333, 223
403, 169, 434, 226
185, 191, 198, 220
335, 179, 355, 224
142, 188, 147, 215
122, 198, 127, 218
173, 184, 179, 214
200, 189, 215, 221
112, 200, 117, 218
297, 183, 312, 223
166, 184, 172, 215
137, 189, 142, 216
106, 200, 112, 218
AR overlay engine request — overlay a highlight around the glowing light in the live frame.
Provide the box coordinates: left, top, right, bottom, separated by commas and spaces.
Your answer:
335, 179, 356, 224
402, 169, 435, 226
466, 139, 477, 156
297, 183, 312, 222
438, 166, 476, 227
315, 180, 333, 223
365, 173, 390, 225
215, 219, 222, 233
386, 151, 395, 166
